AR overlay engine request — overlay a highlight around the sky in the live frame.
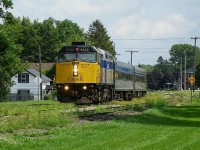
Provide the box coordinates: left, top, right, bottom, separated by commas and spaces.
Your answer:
9, 0, 200, 65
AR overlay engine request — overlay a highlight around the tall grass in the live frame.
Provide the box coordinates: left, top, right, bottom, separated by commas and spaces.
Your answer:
0, 100, 76, 133
1, 101, 200, 150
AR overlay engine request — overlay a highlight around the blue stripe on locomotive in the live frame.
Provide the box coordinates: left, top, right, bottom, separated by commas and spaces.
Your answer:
100, 60, 113, 69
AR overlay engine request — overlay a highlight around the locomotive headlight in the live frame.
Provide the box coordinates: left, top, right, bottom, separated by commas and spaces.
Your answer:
73, 64, 78, 76
64, 85, 69, 90
73, 68, 78, 72
83, 86, 87, 90
74, 64, 78, 69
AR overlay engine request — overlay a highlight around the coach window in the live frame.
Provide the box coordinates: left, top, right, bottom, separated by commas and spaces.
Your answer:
122, 73, 126, 80
127, 74, 132, 80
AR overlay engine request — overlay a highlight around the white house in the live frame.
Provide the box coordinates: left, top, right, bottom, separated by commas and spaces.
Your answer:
10, 68, 52, 100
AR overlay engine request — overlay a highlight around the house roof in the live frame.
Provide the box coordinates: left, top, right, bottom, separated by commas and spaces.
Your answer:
26, 68, 52, 82
28, 63, 55, 71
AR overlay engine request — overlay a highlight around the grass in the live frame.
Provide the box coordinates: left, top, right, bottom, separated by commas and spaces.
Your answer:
0, 91, 200, 149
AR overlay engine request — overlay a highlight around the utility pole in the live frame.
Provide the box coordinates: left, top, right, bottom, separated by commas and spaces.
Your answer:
180, 57, 182, 90
39, 46, 42, 100
184, 51, 186, 90
191, 37, 200, 89
125, 50, 138, 65
191, 37, 200, 67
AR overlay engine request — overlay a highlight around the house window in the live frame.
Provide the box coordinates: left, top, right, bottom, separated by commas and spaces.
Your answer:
18, 73, 29, 83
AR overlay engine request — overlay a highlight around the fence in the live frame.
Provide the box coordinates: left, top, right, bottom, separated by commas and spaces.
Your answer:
7, 93, 34, 101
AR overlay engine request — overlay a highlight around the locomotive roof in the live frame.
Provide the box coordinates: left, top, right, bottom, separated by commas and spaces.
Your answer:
59, 45, 93, 51
59, 45, 111, 56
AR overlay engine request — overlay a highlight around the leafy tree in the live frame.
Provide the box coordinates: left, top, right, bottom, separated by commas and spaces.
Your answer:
169, 44, 199, 69
36, 17, 60, 62
0, 0, 25, 100
45, 64, 56, 81
55, 19, 85, 46
154, 56, 174, 74
1, 16, 23, 42
18, 17, 41, 62
147, 56, 179, 90
0, 29, 25, 100
0, 0, 13, 20
147, 71, 164, 90
169, 44, 200, 89
2, 16, 86, 63
86, 19, 115, 56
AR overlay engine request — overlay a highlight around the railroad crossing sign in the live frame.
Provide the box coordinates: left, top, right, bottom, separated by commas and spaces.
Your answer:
189, 75, 195, 85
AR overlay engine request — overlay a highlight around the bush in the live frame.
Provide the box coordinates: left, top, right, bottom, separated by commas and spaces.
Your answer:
155, 99, 168, 108
145, 98, 167, 109
146, 98, 155, 108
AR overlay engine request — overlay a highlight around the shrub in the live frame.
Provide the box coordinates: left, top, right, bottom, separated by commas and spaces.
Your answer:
145, 98, 167, 109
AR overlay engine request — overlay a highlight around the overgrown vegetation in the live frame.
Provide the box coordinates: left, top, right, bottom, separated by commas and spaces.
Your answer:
0, 91, 200, 149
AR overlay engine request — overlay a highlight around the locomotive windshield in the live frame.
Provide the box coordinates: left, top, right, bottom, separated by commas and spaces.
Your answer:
58, 52, 96, 62
58, 46, 97, 62
77, 52, 96, 62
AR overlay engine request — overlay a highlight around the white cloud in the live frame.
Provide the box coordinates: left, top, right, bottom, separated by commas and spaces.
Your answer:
111, 12, 197, 38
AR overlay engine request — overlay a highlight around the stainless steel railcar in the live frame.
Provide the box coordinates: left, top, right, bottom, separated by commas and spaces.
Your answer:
114, 61, 147, 100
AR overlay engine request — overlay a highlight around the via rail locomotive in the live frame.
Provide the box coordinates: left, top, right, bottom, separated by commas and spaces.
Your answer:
55, 42, 147, 103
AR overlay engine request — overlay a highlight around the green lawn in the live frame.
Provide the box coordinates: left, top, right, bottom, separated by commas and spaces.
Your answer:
1, 91, 200, 150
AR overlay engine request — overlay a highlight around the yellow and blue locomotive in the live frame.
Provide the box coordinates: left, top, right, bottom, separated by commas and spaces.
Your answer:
56, 42, 147, 103
56, 42, 114, 103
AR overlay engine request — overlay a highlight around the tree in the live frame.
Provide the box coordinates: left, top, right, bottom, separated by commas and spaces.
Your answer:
154, 56, 174, 74
0, 0, 25, 100
0, 0, 13, 20
18, 17, 41, 62
0, 29, 25, 100
169, 44, 200, 89
169, 44, 199, 69
45, 64, 56, 81
55, 19, 85, 46
86, 20, 115, 56
147, 56, 178, 90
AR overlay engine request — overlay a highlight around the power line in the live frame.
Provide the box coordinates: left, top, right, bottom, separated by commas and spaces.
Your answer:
112, 37, 190, 41
136, 51, 169, 54
116, 47, 169, 50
